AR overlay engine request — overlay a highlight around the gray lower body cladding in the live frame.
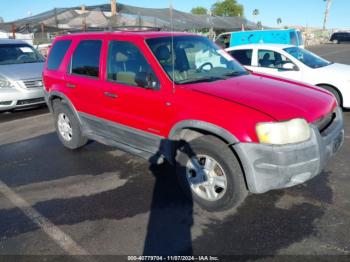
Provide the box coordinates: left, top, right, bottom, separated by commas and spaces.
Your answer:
79, 112, 166, 159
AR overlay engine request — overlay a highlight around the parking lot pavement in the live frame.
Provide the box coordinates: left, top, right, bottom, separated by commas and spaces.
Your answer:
0, 44, 350, 259
0, 105, 49, 124
308, 43, 350, 65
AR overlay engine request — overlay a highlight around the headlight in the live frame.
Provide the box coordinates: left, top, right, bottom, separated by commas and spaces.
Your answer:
0, 77, 15, 89
256, 118, 311, 145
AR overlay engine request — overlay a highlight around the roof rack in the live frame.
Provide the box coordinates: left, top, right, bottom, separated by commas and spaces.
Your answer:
111, 26, 164, 32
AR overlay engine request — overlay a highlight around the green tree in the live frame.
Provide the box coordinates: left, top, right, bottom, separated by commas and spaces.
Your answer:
211, 0, 244, 17
191, 6, 208, 15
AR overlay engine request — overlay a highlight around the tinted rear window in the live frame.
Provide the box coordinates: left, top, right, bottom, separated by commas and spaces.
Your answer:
229, 49, 252, 66
47, 40, 71, 70
71, 40, 102, 78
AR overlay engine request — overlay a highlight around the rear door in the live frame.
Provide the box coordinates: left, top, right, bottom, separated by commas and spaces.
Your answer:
63, 39, 106, 119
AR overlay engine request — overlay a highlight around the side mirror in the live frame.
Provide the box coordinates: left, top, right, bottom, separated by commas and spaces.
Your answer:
135, 72, 160, 90
282, 62, 298, 71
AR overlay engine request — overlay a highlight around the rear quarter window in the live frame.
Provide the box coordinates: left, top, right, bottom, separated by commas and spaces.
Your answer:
229, 49, 252, 66
47, 40, 71, 70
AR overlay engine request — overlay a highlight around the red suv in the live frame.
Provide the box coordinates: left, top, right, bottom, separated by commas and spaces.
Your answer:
43, 32, 344, 211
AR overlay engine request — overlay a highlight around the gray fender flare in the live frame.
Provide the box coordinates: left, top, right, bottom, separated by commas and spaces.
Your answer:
169, 120, 239, 145
46, 91, 82, 125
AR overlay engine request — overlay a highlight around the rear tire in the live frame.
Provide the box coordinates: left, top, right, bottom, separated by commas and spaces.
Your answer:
176, 135, 247, 212
318, 84, 342, 107
53, 100, 87, 150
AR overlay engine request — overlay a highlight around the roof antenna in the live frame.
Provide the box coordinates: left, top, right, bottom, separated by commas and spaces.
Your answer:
169, 0, 175, 94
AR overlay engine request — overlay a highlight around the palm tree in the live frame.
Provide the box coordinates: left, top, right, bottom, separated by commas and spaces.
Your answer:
277, 17, 282, 27
252, 9, 259, 23
323, 0, 332, 30
257, 21, 262, 29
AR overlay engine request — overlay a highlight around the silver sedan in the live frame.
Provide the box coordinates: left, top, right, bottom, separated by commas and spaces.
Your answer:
0, 39, 45, 111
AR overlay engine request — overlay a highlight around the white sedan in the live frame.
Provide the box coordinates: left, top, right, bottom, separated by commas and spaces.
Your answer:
226, 44, 350, 108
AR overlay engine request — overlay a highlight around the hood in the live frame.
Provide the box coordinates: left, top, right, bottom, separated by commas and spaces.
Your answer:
182, 74, 336, 122
315, 62, 350, 78
0, 62, 44, 80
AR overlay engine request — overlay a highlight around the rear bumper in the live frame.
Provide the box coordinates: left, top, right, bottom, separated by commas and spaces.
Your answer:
234, 107, 344, 193
0, 88, 45, 111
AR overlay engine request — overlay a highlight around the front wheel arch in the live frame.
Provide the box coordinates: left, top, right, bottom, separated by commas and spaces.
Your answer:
316, 84, 343, 107
175, 135, 248, 211
169, 120, 240, 145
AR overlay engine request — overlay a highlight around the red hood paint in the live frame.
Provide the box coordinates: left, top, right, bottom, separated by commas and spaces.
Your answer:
182, 74, 337, 123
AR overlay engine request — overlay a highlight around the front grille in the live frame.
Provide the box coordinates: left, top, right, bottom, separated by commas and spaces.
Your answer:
22, 79, 43, 89
16, 97, 45, 106
0, 101, 12, 105
313, 111, 336, 134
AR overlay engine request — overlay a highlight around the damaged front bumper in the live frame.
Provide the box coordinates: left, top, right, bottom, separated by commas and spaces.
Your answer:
234, 107, 344, 194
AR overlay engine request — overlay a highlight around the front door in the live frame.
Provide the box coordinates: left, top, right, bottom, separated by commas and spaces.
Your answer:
100, 39, 172, 152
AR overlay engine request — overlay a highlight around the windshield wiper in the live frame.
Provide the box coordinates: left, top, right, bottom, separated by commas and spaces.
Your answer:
21, 61, 44, 64
177, 76, 223, 84
222, 71, 248, 77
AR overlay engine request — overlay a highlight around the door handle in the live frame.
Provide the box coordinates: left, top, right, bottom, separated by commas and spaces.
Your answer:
104, 92, 118, 98
66, 83, 76, 88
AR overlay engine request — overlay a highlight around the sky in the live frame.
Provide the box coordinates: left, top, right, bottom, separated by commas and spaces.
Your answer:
1, 0, 349, 29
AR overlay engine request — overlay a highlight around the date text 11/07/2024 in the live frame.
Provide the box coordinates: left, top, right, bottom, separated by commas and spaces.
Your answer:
127, 256, 220, 261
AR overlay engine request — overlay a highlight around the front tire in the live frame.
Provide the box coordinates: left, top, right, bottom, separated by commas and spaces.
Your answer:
176, 135, 247, 212
53, 100, 87, 150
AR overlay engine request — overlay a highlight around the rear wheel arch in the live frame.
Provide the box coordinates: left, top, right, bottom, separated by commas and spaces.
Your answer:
48, 92, 82, 124
316, 83, 343, 107
52, 101, 87, 149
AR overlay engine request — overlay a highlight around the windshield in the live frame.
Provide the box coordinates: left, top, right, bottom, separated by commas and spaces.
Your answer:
146, 36, 248, 84
284, 46, 331, 68
0, 44, 45, 65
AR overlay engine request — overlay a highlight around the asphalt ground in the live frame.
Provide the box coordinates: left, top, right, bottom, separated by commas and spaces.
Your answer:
0, 44, 350, 261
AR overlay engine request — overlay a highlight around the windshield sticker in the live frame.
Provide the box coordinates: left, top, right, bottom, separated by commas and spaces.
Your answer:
217, 50, 234, 61
20, 47, 33, 53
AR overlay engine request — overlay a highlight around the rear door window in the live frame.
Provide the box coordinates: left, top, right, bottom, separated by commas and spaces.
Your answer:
229, 49, 253, 66
47, 40, 71, 70
70, 40, 102, 78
